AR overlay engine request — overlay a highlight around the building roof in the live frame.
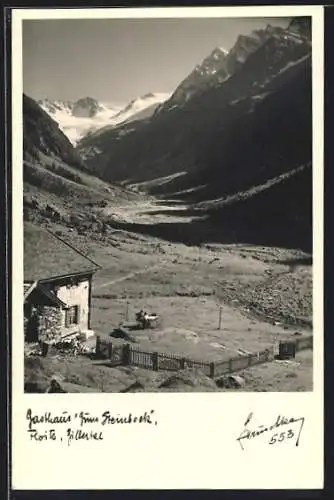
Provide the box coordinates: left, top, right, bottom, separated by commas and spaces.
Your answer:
24, 222, 100, 282
24, 283, 68, 307
24, 282, 33, 295
37, 284, 68, 307
24, 281, 37, 300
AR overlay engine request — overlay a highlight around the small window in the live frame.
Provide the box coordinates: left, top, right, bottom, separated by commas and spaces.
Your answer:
65, 306, 79, 327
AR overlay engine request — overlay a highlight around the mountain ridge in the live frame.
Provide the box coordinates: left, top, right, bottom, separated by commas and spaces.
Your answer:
159, 24, 287, 112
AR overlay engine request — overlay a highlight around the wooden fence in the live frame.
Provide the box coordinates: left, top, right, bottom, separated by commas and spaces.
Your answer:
95, 334, 313, 379
212, 348, 275, 377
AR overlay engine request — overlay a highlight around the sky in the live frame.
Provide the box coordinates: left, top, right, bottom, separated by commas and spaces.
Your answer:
23, 16, 291, 105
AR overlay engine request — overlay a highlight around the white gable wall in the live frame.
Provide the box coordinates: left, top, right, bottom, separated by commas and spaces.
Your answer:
56, 278, 90, 335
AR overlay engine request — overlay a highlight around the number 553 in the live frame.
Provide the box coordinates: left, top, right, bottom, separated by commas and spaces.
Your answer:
269, 429, 295, 444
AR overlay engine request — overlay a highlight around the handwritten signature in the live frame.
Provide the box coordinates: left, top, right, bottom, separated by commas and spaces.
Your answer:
236, 412, 305, 450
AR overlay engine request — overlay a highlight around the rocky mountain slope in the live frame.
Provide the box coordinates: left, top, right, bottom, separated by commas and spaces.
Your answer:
160, 24, 286, 111
24, 94, 84, 168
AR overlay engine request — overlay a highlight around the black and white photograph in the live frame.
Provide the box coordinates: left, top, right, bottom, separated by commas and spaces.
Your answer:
22, 12, 315, 394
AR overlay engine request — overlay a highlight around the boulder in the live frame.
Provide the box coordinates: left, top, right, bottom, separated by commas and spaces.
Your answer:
121, 381, 145, 393
159, 368, 217, 391
216, 375, 246, 389
47, 378, 67, 393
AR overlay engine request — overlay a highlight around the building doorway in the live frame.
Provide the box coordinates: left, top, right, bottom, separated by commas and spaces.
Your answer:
24, 304, 39, 343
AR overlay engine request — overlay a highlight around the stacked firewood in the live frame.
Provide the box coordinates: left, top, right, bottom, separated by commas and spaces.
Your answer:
25, 337, 93, 358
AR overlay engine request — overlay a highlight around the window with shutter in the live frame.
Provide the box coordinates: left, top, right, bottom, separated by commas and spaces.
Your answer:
65, 311, 70, 328
65, 306, 79, 327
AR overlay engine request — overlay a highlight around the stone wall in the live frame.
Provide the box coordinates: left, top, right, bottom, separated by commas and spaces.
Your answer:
24, 315, 29, 337
36, 305, 64, 343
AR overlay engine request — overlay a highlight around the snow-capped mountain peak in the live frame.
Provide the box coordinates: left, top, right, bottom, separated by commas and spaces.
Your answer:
210, 46, 229, 58
71, 96, 103, 118
119, 92, 171, 115
38, 97, 123, 145
86, 92, 171, 140
37, 93, 171, 145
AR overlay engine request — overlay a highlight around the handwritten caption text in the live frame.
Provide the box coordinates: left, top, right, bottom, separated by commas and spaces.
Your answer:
26, 408, 158, 446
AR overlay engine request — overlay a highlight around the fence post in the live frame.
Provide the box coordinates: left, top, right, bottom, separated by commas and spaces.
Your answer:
152, 352, 159, 371
122, 343, 131, 365
218, 307, 222, 330
228, 358, 233, 373
210, 362, 215, 378
41, 342, 49, 357
180, 358, 186, 370
107, 342, 113, 359
96, 336, 101, 357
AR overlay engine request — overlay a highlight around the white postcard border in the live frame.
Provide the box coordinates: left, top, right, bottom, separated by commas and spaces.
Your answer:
12, 6, 324, 490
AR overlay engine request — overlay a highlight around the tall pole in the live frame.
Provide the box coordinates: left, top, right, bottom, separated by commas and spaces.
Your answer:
125, 301, 129, 322
218, 306, 222, 330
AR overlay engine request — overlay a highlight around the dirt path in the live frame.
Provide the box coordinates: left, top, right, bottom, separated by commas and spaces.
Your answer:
94, 262, 165, 290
